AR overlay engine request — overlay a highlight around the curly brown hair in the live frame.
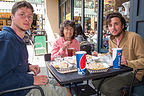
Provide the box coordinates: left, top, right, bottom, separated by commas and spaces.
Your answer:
59, 20, 76, 40
106, 12, 127, 31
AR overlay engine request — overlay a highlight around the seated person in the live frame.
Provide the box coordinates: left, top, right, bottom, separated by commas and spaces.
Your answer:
51, 20, 80, 60
92, 12, 144, 96
0, 1, 71, 96
75, 24, 87, 43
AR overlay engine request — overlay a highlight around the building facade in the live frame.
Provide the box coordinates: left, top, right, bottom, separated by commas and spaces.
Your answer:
0, 0, 143, 53
58, 0, 144, 53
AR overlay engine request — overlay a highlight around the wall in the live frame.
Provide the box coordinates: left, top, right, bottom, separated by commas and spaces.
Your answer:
44, 0, 59, 52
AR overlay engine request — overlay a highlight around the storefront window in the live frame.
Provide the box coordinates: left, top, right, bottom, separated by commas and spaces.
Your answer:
60, 0, 71, 23
74, 0, 98, 48
74, 0, 82, 23
66, 0, 71, 20
74, 0, 98, 33
102, 0, 130, 50
60, 4, 64, 23
60, 0, 65, 3
84, 0, 98, 34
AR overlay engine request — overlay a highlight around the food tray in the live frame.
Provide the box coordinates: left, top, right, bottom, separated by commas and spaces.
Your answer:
87, 68, 109, 73
55, 67, 77, 74
86, 60, 110, 73
50, 61, 77, 74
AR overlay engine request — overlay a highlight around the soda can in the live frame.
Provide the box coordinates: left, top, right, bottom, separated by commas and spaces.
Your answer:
112, 48, 122, 69
76, 51, 86, 75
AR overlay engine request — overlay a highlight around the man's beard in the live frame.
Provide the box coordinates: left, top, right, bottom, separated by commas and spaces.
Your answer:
112, 30, 122, 37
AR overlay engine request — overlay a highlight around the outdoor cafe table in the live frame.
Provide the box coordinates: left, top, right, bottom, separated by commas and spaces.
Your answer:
46, 61, 133, 95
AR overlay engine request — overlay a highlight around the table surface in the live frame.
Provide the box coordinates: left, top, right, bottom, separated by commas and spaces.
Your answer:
46, 62, 133, 85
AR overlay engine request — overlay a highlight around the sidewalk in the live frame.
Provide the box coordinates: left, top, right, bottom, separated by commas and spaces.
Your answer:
27, 45, 48, 76
27, 45, 46, 67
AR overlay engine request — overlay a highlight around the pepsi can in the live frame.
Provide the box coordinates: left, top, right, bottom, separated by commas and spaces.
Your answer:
76, 51, 86, 75
112, 48, 122, 69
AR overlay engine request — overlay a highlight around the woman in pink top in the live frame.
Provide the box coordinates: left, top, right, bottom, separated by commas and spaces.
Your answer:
51, 20, 80, 60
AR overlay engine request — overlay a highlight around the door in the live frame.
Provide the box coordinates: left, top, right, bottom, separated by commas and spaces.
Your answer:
129, 0, 144, 39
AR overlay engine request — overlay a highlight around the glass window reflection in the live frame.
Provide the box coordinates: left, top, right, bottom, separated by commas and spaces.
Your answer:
102, 0, 130, 50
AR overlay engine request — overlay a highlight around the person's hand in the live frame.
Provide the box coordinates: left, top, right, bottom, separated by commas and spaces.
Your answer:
29, 65, 40, 76
62, 41, 71, 51
73, 49, 76, 55
33, 75, 48, 85
92, 51, 98, 56
121, 56, 128, 66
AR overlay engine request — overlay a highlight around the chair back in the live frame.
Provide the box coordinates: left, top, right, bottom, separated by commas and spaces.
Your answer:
34, 35, 47, 55
80, 41, 91, 55
122, 68, 144, 96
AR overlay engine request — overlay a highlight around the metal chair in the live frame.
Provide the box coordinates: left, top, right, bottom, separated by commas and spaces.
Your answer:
0, 85, 44, 96
34, 42, 46, 55
29, 40, 46, 56
122, 68, 144, 96
80, 41, 92, 55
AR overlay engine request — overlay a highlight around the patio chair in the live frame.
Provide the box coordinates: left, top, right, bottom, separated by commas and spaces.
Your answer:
0, 85, 44, 96
29, 40, 46, 56
122, 68, 144, 96
80, 41, 92, 55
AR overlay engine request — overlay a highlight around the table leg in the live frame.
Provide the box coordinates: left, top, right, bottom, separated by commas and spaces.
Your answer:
68, 83, 78, 96
74, 83, 78, 95
69, 84, 71, 91
72, 84, 96, 96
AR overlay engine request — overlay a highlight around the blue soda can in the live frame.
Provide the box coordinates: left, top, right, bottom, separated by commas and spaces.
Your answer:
112, 48, 122, 69
76, 51, 86, 75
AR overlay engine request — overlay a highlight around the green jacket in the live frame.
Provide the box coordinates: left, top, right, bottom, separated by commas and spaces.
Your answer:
109, 31, 144, 81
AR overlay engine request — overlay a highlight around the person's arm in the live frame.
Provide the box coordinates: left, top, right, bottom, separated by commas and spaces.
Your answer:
0, 40, 33, 91
29, 65, 40, 76
92, 51, 98, 56
51, 39, 72, 60
33, 75, 48, 85
51, 40, 65, 60
127, 35, 144, 69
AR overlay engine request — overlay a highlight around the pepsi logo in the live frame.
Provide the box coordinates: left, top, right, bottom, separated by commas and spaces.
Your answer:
80, 54, 86, 70
118, 52, 121, 56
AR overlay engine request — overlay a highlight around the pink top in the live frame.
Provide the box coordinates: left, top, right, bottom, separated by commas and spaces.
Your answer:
51, 37, 80, 60
116, 38, 120, 48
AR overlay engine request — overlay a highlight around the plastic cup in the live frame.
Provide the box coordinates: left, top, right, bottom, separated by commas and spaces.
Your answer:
76, 51, 86, 75
68, 48, 74, 56
112, 48, 122, 69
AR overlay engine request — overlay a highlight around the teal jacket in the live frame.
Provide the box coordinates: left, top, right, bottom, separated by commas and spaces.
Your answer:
0, 26, 34, 96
